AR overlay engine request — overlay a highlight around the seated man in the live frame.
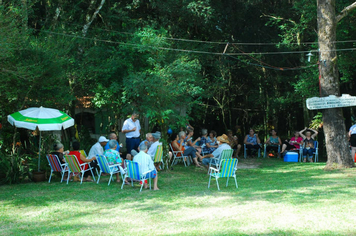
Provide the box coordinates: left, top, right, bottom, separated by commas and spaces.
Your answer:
88, 136, 109, 159
133, 143, 159, 190
104, 132, 121, 152
147, 132, 163, 170
140, 133, 154, 150
200, 134, 232, 170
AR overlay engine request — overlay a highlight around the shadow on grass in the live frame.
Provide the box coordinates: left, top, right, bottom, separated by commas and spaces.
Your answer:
1, 158, 356, 208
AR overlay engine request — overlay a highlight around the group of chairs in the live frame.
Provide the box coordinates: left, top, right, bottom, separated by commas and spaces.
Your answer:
46, 145, 165, 192
243, 141, 319, 162
169, 145, 238, 190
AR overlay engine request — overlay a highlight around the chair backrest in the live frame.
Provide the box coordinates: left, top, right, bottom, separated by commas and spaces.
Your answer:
219, 149, 234, 163
46, 154, 63, 172
79, 150, 87, 158
153, 145, 163, 163
169, 143, 182, 157
314, 141, 318, 149
125, 160, 141, 180
64, 154, 82, 173
219, 158, 238, 177
96, 155, 111, 174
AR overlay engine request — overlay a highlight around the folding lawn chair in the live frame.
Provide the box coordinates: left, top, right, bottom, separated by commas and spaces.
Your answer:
96, 154, 125, 186
208, 149, 234, 172
46, 154, 68, 183
153, 144, 165, 170
64, 154, 96, 184
208, 158, 238, 191
169, 143, 190, 167
121, 160, 154, 192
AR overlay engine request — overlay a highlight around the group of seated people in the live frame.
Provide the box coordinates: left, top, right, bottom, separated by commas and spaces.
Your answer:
169, 126, 319, 165
51, 131, 160, 190
50, 126, 318, 189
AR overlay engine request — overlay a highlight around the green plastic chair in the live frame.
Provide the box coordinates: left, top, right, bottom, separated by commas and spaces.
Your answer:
208, 158, 238, 191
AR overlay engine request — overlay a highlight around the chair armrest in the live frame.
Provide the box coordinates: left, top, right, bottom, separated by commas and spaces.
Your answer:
142, 169, 155, 175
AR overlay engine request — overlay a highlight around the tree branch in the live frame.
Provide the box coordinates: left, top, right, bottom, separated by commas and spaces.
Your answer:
261, 13, 297, 26
336, 2, 356, 23
82, 0, 106, 37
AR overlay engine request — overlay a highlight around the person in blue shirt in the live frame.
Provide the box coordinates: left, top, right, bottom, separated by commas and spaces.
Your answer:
104, 132, 120, 152
349, 124, 356, 162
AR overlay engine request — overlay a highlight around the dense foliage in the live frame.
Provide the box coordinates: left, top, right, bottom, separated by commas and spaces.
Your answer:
1, 1, 356, 171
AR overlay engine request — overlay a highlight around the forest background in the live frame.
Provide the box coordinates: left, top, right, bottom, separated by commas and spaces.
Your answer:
1, 0, 356, 169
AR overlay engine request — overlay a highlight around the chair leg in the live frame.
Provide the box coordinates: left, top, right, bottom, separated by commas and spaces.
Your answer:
66, 171, 71, 184
89, 167, 96, 181
208, 174, 212, 188
121, 175, 127, 189
80, 172, 84, 184
234, 175, 238, 189
139, 179, 144, 192
48, 170, 53, 183
108, 174, 113, 186
226, 176, 229, 187
97, 171, 102, 184
244, 146, 247, 159
216, 177, 220, 191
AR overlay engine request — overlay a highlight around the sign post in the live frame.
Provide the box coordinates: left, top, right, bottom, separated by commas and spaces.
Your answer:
306, 94, 356, 110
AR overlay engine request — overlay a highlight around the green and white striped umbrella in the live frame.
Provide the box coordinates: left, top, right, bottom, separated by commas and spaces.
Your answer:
7, 106, 74, 172
7, 106, 74, 131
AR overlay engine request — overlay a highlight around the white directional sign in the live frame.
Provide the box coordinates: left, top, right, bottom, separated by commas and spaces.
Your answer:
306, 94, 356, 110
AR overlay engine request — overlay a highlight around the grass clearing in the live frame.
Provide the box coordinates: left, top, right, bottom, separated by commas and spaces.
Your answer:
1, 159, 356, 235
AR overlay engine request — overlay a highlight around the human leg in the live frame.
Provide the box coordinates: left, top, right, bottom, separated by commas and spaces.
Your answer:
351, 147, 356, 163
302, 149, 307, 162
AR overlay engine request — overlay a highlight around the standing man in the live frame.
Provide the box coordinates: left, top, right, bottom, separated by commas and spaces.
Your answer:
122, 111, 141, 156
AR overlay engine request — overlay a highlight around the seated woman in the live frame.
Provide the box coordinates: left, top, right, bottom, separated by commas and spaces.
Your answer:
186, 129, 202, 154
103, 140, 124, 183
68, 141, 97, 182
227, 129, 242, 158
171, 131, 202, 167
243, 129, 261, 157
280, 131, 304, 155
265, 129, 282, 157
206, 130, 218, 151
200, 129, 215, 154
299, 127, 318, 162
50, 143, 68, 164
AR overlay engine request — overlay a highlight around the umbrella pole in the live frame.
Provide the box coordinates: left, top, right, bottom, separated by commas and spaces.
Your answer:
38, 131, 41, 172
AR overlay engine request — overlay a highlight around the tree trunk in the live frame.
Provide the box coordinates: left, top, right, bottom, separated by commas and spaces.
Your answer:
317, 0, 354, 168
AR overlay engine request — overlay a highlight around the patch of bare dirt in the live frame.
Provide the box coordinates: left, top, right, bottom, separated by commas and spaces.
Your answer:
237, 159, 261, 169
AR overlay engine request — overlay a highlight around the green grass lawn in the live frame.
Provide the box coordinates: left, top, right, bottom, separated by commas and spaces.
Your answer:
1, 159, 356, 236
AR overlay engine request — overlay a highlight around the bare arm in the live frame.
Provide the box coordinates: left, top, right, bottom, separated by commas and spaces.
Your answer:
122, 127, 137, 133
243, 135, 248, 145
256, 134, 261, 144
299, 127, 307, 139
278, 137, 282, 145
310, 128, 318, 139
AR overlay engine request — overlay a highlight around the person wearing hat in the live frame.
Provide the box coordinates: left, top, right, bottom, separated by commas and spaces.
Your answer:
200, 134, 232, 169
88, 136, 109, 160
147, 132, 163, 170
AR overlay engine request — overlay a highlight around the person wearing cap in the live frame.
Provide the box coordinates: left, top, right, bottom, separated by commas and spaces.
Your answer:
200, 134, 232, 169
133, 143, 159, 190
88, 136, 109, 160
104, 132, 121, 152
122, 111, 141, 155
147, 132, 163, 170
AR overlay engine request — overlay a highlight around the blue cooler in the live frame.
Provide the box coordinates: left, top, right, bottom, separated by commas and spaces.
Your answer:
284, 152, 299, 162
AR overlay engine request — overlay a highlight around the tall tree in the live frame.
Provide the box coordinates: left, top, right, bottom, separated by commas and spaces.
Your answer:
317, 1, 356, 168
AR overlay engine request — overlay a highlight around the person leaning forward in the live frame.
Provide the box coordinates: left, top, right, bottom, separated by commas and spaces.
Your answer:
122, 111, 141, 155
200, 134, 232, 171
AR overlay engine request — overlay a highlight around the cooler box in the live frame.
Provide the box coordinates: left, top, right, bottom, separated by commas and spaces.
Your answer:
284, 152, 299, 162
